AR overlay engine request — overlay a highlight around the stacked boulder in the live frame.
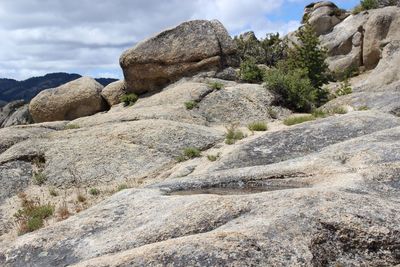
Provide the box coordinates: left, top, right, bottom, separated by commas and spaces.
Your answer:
119, 19, 238, 94
303, 1, 349, 36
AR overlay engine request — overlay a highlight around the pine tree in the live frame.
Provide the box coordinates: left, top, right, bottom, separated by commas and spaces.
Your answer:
285, 23, 329, 103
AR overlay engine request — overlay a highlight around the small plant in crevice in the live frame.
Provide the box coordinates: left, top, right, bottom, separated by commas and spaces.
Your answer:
267, 107, 278, 119
248, 122, 268, 132
33, 171, 47, 186
57, 203, 70, 221
49, 187, 58, 197
336, 155, 349, 165
283, 115, 316, 126
358, 105, 369, 111
330, 106, 348, 115
335, 79, 352, 97
311, 109, 329, 118
88, 188, 100, 196
14, 193, 54, 235
209, 81, 224, 90
184, 100, 198, 110
76, 192, 86, 203
64, 124, 80, 130
207, 153, 221, 162
177, 147, 202, 162
117, 184, 129, 192
225, 125, 246, 145
120, 93, 138, 107
32, 156, 46, 185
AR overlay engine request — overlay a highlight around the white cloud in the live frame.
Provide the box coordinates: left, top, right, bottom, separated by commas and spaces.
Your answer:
0, 0, 303, 80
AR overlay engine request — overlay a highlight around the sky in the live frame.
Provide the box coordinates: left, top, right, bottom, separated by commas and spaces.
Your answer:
0, 0, 359, 80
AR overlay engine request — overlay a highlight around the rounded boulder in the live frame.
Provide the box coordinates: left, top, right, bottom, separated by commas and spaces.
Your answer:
29, 77, 108, 123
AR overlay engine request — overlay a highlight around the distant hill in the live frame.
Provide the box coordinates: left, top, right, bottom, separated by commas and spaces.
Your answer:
0, 73, 118, 103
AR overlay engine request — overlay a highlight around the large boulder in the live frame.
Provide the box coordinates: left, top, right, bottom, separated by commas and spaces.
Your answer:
29, 77, 108, 123
303, 1, 349, 36
120, 20, 238, 94
363, 6, 400, 70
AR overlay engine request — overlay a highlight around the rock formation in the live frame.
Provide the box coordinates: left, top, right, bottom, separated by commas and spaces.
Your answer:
377, 0, 400, 7
29, 77, 108, 123
0, 100, 33, 128
0, 4, 400, 267
120, 20, 238, 94
303, 1, 349, 36
319, 6, 400, 74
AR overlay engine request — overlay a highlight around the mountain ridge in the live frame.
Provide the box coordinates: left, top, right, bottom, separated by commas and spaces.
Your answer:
0, 72, 117, 103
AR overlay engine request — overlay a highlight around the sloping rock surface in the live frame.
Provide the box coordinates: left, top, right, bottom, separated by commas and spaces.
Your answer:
1, 111, 399, 266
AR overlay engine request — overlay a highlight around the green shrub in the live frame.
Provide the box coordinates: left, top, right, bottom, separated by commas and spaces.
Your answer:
335, 79, 353, 96
184, 101, 198, 110
248, 122, 268, 131
14, 194, 54, 235
177, 147, 201, 162
264, 67, 317, 112
89, 188, 100, 196
120, 93, 138, 107
234, 32, 287, 67
33, 172, 47, 186
209, 81, 224, 90
225, 125, 245, 145
352, 4, 365, 14
361, 0, 378, 10
283, 115, 316, 126
234, 32, 265, 63
353, 0, 378, 14
239, 59, 264, 83
260, 33, 288, 67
